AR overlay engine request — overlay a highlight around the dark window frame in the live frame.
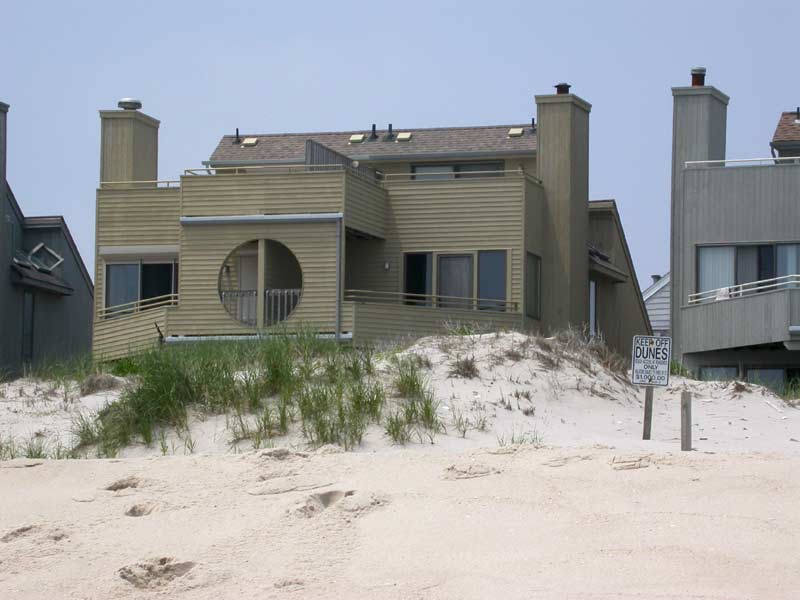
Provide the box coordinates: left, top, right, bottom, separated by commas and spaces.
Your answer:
105, 259, 178, 311
696, 242, 800, 294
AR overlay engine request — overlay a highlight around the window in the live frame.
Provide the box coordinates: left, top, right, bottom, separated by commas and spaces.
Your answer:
437, 254, 473, 308
525, 252, 541, 319
105, 261, 177, 316
106, 264, 139, 309
697, 246, 735, 294
403, 253, 432, 305
746, 368, 786, 393
28, 243, 64, 273
698, 366, 738, 382
412, 162, 503, 180
735, 245, 774, 287
477, 250, 507, 311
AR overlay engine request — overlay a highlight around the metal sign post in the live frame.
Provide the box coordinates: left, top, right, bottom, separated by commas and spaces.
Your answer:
631, 335, 672, 441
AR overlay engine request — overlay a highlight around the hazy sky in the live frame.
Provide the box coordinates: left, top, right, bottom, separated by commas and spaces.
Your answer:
3, 1, 799, 287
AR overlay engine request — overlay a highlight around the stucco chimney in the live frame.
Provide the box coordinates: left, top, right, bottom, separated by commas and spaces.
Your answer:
99, 99, 159, 184
535, 84, 591, 329
670, 67, 729, 359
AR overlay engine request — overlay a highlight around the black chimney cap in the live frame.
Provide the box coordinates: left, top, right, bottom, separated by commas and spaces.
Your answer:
555, 83, 571, 95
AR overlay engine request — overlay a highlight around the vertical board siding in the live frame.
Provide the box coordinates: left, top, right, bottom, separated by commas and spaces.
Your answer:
680, 165, 800, 352
168, 221, 339, 336
352, 302, 522, 345
180, 171, 344, 216
93, 306, 169, 361
344, 172, 387, 238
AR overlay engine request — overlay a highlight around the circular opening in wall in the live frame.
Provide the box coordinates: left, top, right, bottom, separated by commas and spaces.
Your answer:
218, 240, 303, 327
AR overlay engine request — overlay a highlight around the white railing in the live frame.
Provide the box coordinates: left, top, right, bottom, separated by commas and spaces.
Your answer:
220, 288, 302, 326
688, 274, 800, 305
184, 164, 348, 176
99, 180, 180, 189
97, 293, 179, 319
685, 156, 800, 168
382, 169, 526, 182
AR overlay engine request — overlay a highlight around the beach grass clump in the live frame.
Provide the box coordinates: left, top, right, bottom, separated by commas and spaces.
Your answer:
449, 355, 479, 379
385, 356, 444, 444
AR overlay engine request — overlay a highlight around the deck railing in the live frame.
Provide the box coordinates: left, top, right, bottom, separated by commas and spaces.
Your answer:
685, 156, 800, 169
97, 293, 179, 320
184, 164, 348, 176
345, 289, 519, 312
688, 274, 800, 305
220, 289, 302, 326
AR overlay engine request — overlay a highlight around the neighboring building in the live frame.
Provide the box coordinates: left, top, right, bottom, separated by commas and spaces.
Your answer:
0, 102, 93, 376
643, 272, 670, 337
92, 85, 650, 361
670, 67, 800, 390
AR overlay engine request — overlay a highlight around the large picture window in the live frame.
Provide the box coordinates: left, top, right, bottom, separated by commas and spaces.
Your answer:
477, 250, 507, 310
698, 242, 800, 296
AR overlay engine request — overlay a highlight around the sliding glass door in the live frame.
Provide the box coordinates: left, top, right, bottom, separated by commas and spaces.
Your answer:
437, 254, 473, 308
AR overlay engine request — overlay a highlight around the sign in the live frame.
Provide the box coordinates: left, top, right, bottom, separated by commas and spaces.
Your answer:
631, 335, 672, 386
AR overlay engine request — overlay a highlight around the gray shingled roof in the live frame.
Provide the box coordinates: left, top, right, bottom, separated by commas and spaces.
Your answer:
208, 124, 537, 164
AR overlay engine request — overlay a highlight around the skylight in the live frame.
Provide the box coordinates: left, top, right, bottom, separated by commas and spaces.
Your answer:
241, 137, 258, 147
396, 132, 412, 142
349, 134, 365, 143
508, 127, 524, 138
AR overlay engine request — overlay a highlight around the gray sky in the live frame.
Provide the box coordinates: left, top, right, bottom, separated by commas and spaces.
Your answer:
3, 1, 799, 287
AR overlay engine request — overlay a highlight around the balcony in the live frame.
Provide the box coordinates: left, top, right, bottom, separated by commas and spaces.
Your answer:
682, 276, 800, 353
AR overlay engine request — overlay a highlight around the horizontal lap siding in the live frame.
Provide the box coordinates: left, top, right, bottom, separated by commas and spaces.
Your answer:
95, 187, 181, 317
383, 176, 526, 306
352, 303, 522, 345
645, 284, 671, 334
93, 307, 169, 361
344, 173, 386, 238
168, 222, 339, 336
180, 172, 344, 216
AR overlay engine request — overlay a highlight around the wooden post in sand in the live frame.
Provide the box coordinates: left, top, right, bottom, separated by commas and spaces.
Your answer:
681, 391, 692, 451
642, 386, 654, 440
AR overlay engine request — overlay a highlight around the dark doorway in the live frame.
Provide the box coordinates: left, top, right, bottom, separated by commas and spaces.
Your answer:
141, 263, 174, 302
404, 253, 432, 305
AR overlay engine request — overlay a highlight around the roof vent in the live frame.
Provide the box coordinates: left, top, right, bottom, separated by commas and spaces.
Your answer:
508, 127, 524, 138
795, 107, 800, 124
241, 137, 258, 147
396, 132, 412, 142
349, 133, 365, 144
370, 124, 378, 140
117, 98, 142, 110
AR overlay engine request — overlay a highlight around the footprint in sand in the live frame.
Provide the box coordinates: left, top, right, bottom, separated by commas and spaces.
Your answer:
611, 454, 651, 470
296, 490, 354, 517
118, 557, 195, 589
542, 455, 593, 468
443, 462, 500, 480
105, 476, 142, 492
125, 501, 158, 517
1, 525, 37, 543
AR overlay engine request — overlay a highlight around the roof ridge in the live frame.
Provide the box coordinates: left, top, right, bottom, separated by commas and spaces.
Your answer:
221, 123, 533, 139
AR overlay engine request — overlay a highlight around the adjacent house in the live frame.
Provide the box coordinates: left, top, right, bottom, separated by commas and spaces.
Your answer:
670, 68, 800, 390
92, 85, 650, 361
0, 102, 94, 376
643, 272, 670, 337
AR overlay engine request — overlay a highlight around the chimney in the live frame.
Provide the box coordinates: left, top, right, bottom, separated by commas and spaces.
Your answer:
651, 274, 662, 284
536, 83, 591, 329
0, 101, 8, 188
99, 98, 159, 184
690, 67, 706, 87
370, 123, 377, 140
670, 67, 729, 359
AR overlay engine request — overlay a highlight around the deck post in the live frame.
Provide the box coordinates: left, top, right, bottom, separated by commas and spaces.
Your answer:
642, 386, 654, 440
681, 391, 692, 451
257, 239, 266, 329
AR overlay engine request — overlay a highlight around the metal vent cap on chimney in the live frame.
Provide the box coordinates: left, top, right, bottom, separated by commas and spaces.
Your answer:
555, 82, 571, 95
118, 98, 142, 110
690, 67, 706, 87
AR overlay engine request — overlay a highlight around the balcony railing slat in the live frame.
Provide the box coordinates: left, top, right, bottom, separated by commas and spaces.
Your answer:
688, 274, 800, 305
345, 288, 518, 313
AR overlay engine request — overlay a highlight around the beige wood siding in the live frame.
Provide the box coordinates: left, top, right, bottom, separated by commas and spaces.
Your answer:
93, 306, 170, 361
168, 221, 340, 336
95, 187, 181, 314
352, 302, 522, 345
180, 171, 344, 216
343, 172, 386, 238
347, 175, 526, 304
